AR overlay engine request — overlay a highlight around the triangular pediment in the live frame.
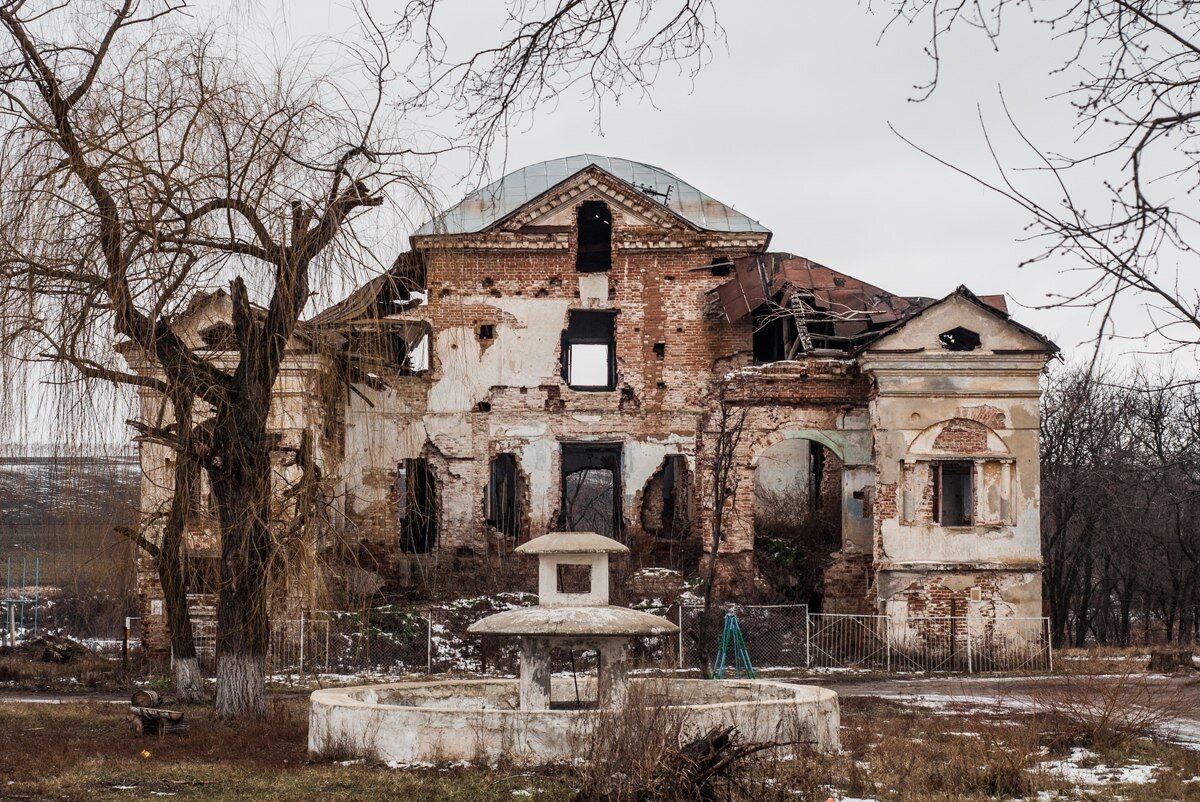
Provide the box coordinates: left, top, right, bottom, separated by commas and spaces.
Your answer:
865, 289, 1057, 355
492, 166, 697, 233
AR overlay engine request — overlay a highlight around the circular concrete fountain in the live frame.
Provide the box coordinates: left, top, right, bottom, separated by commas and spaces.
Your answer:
309, 676, 839, 765
309, 532, 840, 766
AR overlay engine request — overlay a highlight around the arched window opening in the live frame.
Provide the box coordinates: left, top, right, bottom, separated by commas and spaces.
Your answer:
754, 439, 843, 609
576, 201, 612, 272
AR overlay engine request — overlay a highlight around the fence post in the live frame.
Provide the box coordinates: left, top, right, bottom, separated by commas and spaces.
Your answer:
7, 602, 15, 647
885, 617, 892, 672
122, 616, 131, 668
31, 557, 39, 637
298, 612, 306, 675
805, 611, 812, 669
426, 612, 433, 674
965, 619, 973, 673
1046, 617, 1054, 673
677, 605, 684, 669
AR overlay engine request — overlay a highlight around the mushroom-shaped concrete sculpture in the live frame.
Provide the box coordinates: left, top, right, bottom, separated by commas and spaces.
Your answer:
468, 531, 678, 710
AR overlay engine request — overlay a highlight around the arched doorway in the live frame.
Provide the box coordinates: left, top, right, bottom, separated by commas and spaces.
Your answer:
753, 438, 843, 610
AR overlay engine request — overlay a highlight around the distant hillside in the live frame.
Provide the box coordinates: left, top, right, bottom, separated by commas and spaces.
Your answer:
0, 454, 138, 528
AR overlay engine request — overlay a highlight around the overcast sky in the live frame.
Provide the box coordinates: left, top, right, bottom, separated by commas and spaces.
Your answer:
8, 1, 1191, 447
255, 0, 1160, 362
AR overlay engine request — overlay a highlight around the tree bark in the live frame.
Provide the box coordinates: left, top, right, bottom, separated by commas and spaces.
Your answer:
158, 387, 208, 704
210, 394, 274, 720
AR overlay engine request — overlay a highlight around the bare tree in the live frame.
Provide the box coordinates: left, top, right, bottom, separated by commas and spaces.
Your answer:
874, 1, 1200, 349
0, 1, 439, 718
695, 384, 747, 671
0, 0, 725, 718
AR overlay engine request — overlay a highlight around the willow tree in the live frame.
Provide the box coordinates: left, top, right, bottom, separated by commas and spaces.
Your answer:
0, 0, 717, 719
0, 0, 441, 717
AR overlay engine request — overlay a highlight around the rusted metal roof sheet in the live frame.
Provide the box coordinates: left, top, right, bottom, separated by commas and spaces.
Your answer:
414, 155, 770, 236
714, 254, 913, 339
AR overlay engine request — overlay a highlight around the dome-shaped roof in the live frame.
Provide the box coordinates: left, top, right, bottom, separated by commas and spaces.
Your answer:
414, 154, 769, 236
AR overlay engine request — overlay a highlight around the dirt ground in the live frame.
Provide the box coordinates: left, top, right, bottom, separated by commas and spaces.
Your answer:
4, 672, 1200, 801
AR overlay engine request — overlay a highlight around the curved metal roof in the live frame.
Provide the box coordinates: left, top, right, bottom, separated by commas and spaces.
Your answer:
414, 154, 770, 236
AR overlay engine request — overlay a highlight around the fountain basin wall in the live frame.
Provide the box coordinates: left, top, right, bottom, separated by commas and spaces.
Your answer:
309, 677, 839, 766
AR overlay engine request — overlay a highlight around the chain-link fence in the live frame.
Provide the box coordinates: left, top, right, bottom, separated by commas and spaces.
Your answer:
186, 602, 1053, 678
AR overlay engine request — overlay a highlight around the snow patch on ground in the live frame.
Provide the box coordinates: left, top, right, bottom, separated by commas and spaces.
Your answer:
1039, 747, 1161, 785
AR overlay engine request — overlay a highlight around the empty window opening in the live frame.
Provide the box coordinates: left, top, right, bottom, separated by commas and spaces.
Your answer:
710, 256, 732, 277
562, 310, 617, 390
486, 453, 524, 539
556, 563, 592, 594
398, 458, 437, 553
576, 201, 612, 272
361, 321, 431, 375
640, 454, 692, 540
933, 461, 973, 526
198, 322, 235, 350
652, 342, 666, 358
939, 327, 981, 351
477, 324, 495, 341
751, 308, 798, 364
561, 442, 622, 538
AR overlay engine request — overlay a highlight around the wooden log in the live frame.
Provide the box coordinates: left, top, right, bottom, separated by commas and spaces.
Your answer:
131, 705, 188, 737
131, 690, 161, 708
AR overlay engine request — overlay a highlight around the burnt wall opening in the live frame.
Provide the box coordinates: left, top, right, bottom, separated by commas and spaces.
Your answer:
639, 455, 692, 542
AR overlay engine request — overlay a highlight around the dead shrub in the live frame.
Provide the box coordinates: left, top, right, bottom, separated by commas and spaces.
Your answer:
568, 681, 804, 801
1028, 669, 1187, 750
754, 484, 840, 606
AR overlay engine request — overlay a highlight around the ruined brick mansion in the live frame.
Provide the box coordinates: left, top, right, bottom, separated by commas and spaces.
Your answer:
125, 154, 1057, 645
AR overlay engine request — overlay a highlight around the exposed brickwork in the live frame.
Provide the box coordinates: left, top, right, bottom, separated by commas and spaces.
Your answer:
932, 418, 989, 454
822, 549, 873, 614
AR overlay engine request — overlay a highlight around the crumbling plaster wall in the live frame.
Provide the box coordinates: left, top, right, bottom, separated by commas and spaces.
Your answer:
696, 360, 873, 556
126, 349, 334, 651
338, 193, 768, 557
860, 296, 1050, 621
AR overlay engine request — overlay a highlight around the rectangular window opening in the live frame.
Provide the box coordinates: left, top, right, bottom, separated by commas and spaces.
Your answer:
562, 310, 617, 390
934, 461, 973, 526
561, 442, 622, 538
556, 563, 592, 594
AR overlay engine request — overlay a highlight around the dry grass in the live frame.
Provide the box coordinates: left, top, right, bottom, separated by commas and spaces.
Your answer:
0, 698, 570, 801
4, 691, 1200, 800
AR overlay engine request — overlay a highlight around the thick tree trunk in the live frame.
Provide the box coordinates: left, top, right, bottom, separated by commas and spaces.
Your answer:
210, 408, 274, 720
215, 649, 266, 719
172, 655, 207, 703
